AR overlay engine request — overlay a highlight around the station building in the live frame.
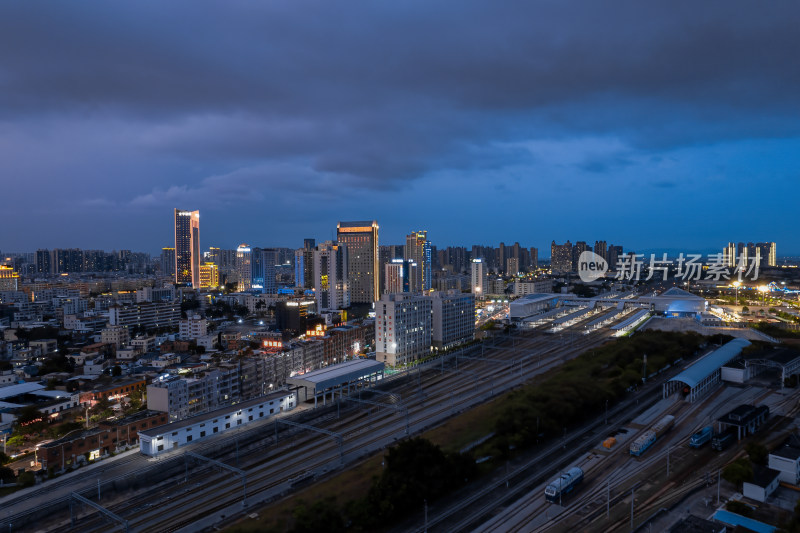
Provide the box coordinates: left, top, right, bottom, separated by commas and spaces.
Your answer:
139, 390, 296, 456
639, 287, 707, 318
509, 294, 561, 321
716, 404, 770, 441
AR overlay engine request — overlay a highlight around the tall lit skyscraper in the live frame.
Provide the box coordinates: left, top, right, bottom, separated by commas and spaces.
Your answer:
723, 242, 736, 267
161, 247, 176, 277
174, 209, 200, 288
405, 230, 431, 291
594, 241, 608, 262
471, 259, 486, 297
550, 240, 573, 272
314, 241, 349, 311
236, 244, 251, 292
35, 249, 51, 274
295, 238, 316, 290
768, 242, 777, 267
337, 221, 379, 304
251, 247, 278, 294
199, 262, 219, 288
385, 259, 418, 294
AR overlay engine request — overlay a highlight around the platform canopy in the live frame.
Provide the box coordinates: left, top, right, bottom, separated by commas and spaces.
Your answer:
663, 338, 750, 402
287, 359, 385, 402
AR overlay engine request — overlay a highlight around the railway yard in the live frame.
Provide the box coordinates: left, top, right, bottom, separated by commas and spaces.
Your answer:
0, 311, 617, 533
470, 383, 798, 533
2, 301, 798, 533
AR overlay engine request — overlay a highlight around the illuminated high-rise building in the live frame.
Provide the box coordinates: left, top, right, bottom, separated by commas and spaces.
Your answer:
35, 249, 51, 274
314, 241, 349, 311
385, 259, 418, 294
471, 259, 486, 296
236, 244, 251, 292
529, 247, 539, 270
768, 242, 777, 267
571, 241, 590, 271
161, 247, 176, 277
337, 221, 379, 304
405, 230, 431, 291
723, 242, 736, 267
294, 239, 316, 290
550, 241, 573, 272
0, 265, 20, 291
174, 209, 200, 288
594, 241, 608, 262
251, 247, 278, 294
756, 242, 777, 267
199, 262, 219, 289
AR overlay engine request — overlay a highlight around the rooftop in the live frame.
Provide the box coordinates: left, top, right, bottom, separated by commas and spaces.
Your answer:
719, 404, 769, 426
712, 509, 776, 533
660, 287, 706, 300
286, 359, 385, 391
770, 444, 800, 461
747, 465, 781, 488
0, 381, 45, 400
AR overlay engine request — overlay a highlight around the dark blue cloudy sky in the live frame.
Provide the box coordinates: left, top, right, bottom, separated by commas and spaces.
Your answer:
1, 1, 799, 255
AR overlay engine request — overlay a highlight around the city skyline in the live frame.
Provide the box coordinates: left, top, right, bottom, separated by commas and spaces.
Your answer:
1, 2, 799, 253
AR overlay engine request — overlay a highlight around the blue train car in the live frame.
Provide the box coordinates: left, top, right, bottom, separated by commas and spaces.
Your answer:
545, 467, 584, 503
689, 426, 713, 448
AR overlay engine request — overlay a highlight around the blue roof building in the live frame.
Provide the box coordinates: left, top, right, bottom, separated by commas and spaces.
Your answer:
663, 338, 751, 402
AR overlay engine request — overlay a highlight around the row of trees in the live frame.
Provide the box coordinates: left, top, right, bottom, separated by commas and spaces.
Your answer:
290, 438, 476, 532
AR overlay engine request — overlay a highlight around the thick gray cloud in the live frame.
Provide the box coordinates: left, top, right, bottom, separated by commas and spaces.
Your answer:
1, 1, 799, 251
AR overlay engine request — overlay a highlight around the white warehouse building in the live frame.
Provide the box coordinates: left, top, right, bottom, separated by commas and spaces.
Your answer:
139, 390, 297, 456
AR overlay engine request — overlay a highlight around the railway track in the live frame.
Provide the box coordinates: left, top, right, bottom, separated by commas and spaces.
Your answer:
19, 327, 612, 533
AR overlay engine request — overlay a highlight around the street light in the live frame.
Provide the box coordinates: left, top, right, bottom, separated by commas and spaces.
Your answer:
733, 280, 741, 305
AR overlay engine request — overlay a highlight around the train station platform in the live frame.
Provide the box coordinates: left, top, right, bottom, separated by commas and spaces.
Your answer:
286, 359, 385, 407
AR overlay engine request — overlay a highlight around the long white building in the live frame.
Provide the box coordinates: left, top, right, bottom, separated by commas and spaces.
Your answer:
139, 391, 296, 456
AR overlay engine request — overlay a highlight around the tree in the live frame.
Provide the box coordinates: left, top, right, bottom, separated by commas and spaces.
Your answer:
0, 452, 10, 465
746, 442, 768, 466
128, 390, 144, 412
16, 471, 35, 488
364, 438, 476, 524
16, 405, 43, 426
742, 306, 749, 314
0, 466, 14, 483
723, 458, 754, 488
112, 365, 122, 377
